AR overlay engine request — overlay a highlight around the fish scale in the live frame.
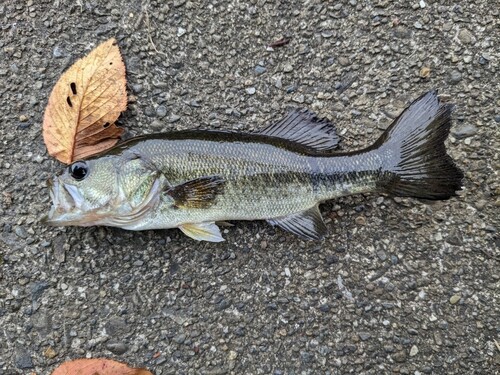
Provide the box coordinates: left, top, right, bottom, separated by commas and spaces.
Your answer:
127, 137, 318, 226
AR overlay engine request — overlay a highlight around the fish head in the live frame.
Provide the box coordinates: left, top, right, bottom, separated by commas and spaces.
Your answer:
46, 155, 163, 227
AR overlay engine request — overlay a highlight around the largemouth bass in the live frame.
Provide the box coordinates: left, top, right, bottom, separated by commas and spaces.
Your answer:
47, 90, 463, 242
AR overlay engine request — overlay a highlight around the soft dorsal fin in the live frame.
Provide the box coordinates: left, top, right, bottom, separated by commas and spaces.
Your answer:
267, 206, 327, 240
165, 176, 225, 209
258, 109, 339, 151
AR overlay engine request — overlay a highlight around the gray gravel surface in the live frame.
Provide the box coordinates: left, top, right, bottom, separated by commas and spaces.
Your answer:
1, 0, 499, 374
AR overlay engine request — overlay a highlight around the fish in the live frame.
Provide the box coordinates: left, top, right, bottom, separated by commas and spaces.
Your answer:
46, 90, 464, 242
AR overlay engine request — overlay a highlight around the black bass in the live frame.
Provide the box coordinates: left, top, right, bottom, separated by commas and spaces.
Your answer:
47, 90, 463, 242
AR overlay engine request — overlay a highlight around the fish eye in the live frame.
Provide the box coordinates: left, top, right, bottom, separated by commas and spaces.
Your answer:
69, 161, 88, 181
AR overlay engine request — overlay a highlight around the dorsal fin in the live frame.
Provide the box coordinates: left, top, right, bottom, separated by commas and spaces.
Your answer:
258, 109, 339, 151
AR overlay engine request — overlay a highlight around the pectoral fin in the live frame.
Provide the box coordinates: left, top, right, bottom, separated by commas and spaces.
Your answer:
166, 175, 225, 209
267, 206, 327, 240
179, 222, 225, 242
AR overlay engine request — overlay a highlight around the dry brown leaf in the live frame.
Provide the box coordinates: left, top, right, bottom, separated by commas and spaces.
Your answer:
43, 38, 127, 164
51, 358, 153, 375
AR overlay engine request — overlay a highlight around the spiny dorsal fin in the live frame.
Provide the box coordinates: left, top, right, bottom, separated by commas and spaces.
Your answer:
179, 222, 224, 242
166, 175, 225, 209
258, 109, 339, 151
267, 205, 327, 240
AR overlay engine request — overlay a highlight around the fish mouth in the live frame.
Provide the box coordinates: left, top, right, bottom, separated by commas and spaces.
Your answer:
45, 177, 90, 226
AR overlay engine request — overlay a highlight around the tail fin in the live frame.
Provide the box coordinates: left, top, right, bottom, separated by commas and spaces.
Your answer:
376, 90, 464, 200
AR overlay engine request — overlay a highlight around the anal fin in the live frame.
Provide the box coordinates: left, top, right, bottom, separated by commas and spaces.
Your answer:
267, 206, 327, 240
179, 222, 224, 242
258, 109, 339, 151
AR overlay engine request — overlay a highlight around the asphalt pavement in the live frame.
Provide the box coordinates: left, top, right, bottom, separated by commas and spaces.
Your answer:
0, 1, 498, 374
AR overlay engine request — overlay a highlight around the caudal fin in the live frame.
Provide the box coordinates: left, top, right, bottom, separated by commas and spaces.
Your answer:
376, 90, 464, 200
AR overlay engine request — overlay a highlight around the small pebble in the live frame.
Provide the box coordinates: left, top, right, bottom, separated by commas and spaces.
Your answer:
43, 347, 57, 359
156, 105, 167, 118
358, 332, 371, 341
452, 124, 477, 139
255, 65, 266, 74
446, 232, 463, 246
475, 200, 487, 210
337, 56, 350, 66
168, 114, 181, 123
132, 84, 143, 93
228, 350, 238, 360
151, 120, 164, 131
173, 333, 186, 344
410, 345, 419, 357
449, 294, 461, 304
458, 28, 474, 44
419, 66, 431, 78
106, 342, 129, 355
355, 216, 366, 225
292, 94, 304, 103
246, 87, 256, 95
14, 349, 33, 369
53, 45, 65, 58
144, 107, 156, 117
449, 70, 462, 84
442, 22, 453, 31
283, 63, 293, 73
14, 226, 28, 239
480, 53, 491, 62
392, 350, 407, 363
318, 304, 330, 312
189, 99, 201, 107
19, 114, 28, 122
